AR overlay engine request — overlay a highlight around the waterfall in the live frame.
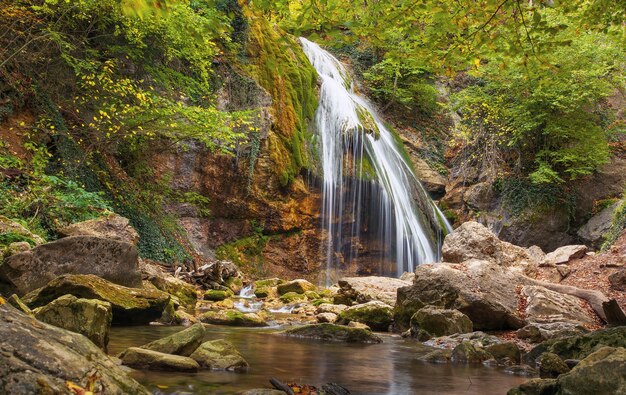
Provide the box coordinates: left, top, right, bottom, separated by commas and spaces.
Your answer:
300, 37, 452, 282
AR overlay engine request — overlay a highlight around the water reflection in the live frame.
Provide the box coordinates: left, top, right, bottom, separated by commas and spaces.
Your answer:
109, 326, 526, 394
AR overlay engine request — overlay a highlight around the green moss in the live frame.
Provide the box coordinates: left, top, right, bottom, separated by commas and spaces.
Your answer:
338, 303, 393, 331
283, 323, 382, 343
215, 233, 269, 275
305, 291, 320, 300
204, 289, 234, 301
279, 292, 307, 303
311, 298, 333, 306
602, 196, 626, 250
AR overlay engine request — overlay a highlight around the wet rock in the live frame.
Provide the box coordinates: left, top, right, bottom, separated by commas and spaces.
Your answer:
0, 303, 149, 394
413, 157, 447, 197
33, 294, 112, 350
199, 309, 268, 327
417, 349, 452, 364
190, 339, 249, 371
424, 331, 503, 351
280, 291, 308, 304
441, 221, 536, 267
205, 289, 234, 301
410, 306, 472, 339
608, 269, 626, 291
338, 300, 393, 331
316, 312, 338, 323
557, 347, 626, 394
451, 341, 493, 364
577, 201, 622, 248
516, 322, 588, 343
538, 352, 570, 378
22, 274, 170, 325
277, 279, 316, 295
283, 323, 382, 343
348, 321, 371, 330
120, 347, 199, 372
141, 261, 197, 309
316, 303, 347, 315
522, 285, 595, 326
58, 214, 140, 245
0, 236, 142, 294
506, 378, 557, 395
140, 323, 206, 356
335, 276, 410, 306
394, 260, 525, 331
485, 342, 521, 365
254, 278, 284, 298
541, 245, 588, 266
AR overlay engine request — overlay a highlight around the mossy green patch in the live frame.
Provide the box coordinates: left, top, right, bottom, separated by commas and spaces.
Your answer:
204, 289, 234, 301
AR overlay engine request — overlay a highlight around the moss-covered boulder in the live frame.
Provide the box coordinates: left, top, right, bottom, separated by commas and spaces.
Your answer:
199, 309, 267, 327
22, 274, 170, 325
283, 323, 382, 344
253, 278, 283, 298
538, 352, 570, 378
141, 262, 197, 310
410, 306, 473, 340
225, 277, 244, 294
305, 291, 320, 300
204, 289, 234, 301
189, 339, 249, 371
557, 347, 626, 394
338, 301, 393, 331
140, 323, 206, 356
279, 291, 307, 304
485, 342, 521, 365
0, 303, 150, 394
33, 294, 112, 350
451, 341, 493, 364
120, 347, 199, 372
506, 378, 558, 395
277, 279, 316, 295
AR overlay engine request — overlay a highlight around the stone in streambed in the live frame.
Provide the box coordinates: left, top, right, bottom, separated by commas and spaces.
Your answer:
451, 341, 493, 364
277, 279, 316, 295
282, 323, 382, 343
337, 300, 393, 331
120, 347, 199, 372
204, 289, 234, 301
253, 278, 283, 298
279, 291, 307, 303
538, 352, 570, 378
141, 261, 197, 310
335, 276, 409, 306
189, 339, 249, 371
33, 294, 112, 350
199, 309, 267, 327
316, 312, 338, 323
410, 306, 472, 340
140, 323, 206, 356
22, 274, 170, 325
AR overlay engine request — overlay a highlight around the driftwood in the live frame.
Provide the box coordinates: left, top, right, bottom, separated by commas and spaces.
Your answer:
602, 299, 626, 326
174, 260, 241, 289
270, 377, 295, 395
528, 278, 610, 322
321, 383, 351, 395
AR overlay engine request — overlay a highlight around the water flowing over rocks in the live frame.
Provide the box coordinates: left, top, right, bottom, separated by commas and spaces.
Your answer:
0, 303, 150, 394
0, 235, 142, 294
22, 274, 170, 325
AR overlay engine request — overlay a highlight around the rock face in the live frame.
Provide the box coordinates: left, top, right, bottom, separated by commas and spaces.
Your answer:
335, 276, 410, 306
22, 274, 170, 325
283, 323, 382, 343
410, 306, 472, 339
394, 260, 526, 331
33, 294, 112, 350
189, 339, 249, 371
120, 347, 199, 372
276, 279, 316, 295
522, 285, 595, 326
441, 221, 536, 267
337, 301, 393, 331
0, 236, 142, 294
58, 214, 140, 245
198, 309, 268, 327
541, 245, 588, 266
0, 304, 149, 394
140, 323, 206, 356
577, 201, 623, 248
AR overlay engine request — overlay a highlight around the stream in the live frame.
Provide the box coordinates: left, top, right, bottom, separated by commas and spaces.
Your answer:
109, 325, 526, 395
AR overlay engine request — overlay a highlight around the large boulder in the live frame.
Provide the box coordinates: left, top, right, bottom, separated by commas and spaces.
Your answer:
522, 285, 595, 326
394, 260, 526, 331
119, 347, 199, 372
198, 309, 268, 327
441, 221, 536, 267
577, 201, 623, 248
253, 278, 284, 298
22, 274, 170, 325
410, 306, 472, 340
58, 214, 140, 245
0, 303, 149, 394
189, 339, 249, 371
33, 294, 112, 350
0, 235, 142, 294
337, 301, 393, 331
276, 279, 316, 295
541, 245, 588, 266
140, 323, 206, 356
335, 276, 410, 306
282, 323, 382, 343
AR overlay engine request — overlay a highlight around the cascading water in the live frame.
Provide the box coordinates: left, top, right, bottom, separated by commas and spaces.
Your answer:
300, 38, 452, 283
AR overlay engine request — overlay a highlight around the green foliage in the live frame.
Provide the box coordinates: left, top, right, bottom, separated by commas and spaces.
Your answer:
602, 195, 626, 250
493, 178, 569, 217
0, 232, 37, 248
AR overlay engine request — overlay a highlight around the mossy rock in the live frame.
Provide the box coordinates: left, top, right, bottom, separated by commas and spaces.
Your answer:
280, 292, 307, 304
120, 347, 199, 372
410, 306, 473, 339
190, 339, 249, 371
277, 279, 317, 295
556, 347, 626, 394
140, 323, 206, 357
225, 277, 244, 294
338, 301, 393, 331
318, 289, 334, 298
312, 298, 333, 306
199, 309, 267, 327
282, 323, 382, 344
204, 289, 234, 301
22, 274, 170, 325
146, 275, 197, 310
305, 291, 320, 300
506, 378, 558, 395
6, 294, 33, 316
538, 352, 570, 378
485, 342, 521, 365
253, 278, 284, 288
451, 341, 493, 364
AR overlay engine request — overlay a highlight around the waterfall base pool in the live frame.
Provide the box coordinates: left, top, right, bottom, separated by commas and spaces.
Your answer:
109, 326, 527, 394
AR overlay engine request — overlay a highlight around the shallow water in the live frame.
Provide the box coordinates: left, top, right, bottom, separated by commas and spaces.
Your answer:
109, 326, 527, 395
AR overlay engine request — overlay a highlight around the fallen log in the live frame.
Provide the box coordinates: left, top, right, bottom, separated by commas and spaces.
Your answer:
529, 278, 609, 322
270, 377, 295, 395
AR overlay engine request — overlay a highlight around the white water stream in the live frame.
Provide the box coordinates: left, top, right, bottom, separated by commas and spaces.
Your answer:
300, 38, 452, 282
